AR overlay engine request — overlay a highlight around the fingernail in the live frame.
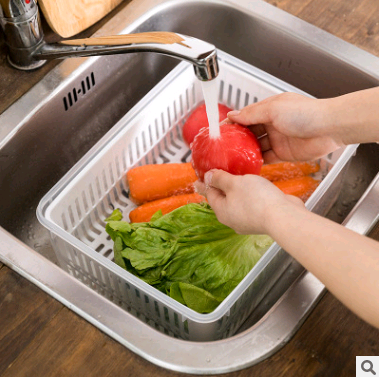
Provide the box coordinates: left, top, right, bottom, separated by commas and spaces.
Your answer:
219, 118, 230, 125
204, 171, 213, 187
227, 110, 241, 117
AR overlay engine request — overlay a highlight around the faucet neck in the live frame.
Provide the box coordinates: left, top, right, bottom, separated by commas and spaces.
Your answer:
38, 33, 219, 81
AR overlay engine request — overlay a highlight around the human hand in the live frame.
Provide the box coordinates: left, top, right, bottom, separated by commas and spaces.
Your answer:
195, 169, 305, 235
226, 93, 343, 163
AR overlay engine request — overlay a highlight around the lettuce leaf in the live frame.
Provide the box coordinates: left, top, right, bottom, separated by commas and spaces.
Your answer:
105, 203, 273, 313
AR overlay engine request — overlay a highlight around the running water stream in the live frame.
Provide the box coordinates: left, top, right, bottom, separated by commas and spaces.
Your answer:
200, 79, 220, 139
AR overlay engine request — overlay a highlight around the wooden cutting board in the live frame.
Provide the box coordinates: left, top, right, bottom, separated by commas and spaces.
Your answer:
38, 0, 124, 38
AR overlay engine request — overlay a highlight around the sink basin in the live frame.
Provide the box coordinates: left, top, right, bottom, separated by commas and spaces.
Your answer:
1, 0, 379, 373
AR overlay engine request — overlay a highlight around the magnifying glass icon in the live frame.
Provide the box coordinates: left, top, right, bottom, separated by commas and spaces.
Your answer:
362, 360, 377, 375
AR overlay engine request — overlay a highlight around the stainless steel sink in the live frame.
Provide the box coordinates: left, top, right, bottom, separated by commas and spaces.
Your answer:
1, 0, 379, 374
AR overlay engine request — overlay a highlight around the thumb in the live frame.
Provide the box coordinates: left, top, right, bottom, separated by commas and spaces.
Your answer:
227, 102, 271, 126
202, 170, 228, 214
205, 169, 235, 193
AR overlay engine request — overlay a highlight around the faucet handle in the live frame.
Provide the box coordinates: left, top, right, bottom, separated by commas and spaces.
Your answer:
0, 0, 37, 19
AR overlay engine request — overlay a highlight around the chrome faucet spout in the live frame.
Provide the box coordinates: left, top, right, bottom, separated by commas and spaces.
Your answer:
0, 0, 219, 80
34, 33, 219, 81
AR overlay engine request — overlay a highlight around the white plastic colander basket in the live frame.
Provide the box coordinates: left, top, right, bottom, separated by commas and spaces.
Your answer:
37, 50, 357, 341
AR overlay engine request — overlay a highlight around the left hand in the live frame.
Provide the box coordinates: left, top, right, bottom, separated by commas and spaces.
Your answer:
195, 169, 304, 235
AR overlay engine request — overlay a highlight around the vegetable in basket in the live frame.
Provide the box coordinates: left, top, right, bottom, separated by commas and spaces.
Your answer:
273, 176, 320, 202
129, 192, 205, 223
190, 123, 263, 180
182, 102, 232, 145
260, 161, 320, 182
127, 162, 197, 204
105, 203, 273, 313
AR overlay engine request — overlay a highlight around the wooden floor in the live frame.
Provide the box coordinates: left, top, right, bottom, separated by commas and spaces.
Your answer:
1, 0, 379, 376
1, 254, 379, 377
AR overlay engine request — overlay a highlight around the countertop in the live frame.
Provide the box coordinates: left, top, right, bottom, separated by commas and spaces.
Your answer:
1, 0, 379, 376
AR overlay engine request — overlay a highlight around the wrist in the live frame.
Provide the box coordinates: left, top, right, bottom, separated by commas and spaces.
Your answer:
263, 194, 306, 237
320, 88, 379, 145
316, 98, 347, 145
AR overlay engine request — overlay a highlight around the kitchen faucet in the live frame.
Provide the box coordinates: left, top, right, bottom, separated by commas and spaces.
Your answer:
0, 0, 219, 81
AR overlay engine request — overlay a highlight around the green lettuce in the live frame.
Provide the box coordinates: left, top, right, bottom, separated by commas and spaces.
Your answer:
105, 203, 273, 313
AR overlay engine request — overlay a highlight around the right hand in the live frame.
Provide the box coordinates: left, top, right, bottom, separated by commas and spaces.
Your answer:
226, 92, 343, 163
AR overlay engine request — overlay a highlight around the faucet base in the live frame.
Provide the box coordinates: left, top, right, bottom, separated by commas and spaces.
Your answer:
7, 54, 46, 71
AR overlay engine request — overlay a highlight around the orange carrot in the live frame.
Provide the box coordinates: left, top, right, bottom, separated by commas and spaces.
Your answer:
260, 161, 320, 182
129, 193, 206, 223
127, 163, 197, 204
273, 176, 320, 202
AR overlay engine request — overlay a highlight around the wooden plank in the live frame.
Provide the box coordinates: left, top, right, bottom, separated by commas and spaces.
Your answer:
2, 290, 379, 377
38, 0, 123, 38
0, 267, 63, 376
266, 0, 379, 57
1, 307, 174, 377
266, 0, 314, 16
